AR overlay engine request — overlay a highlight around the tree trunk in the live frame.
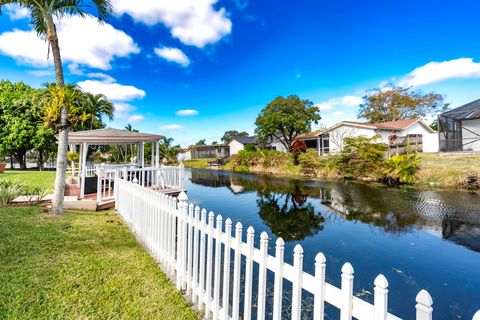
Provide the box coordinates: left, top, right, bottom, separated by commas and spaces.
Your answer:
48, 19, 68, 215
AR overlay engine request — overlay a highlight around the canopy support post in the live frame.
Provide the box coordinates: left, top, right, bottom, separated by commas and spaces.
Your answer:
80, 142, 88, 199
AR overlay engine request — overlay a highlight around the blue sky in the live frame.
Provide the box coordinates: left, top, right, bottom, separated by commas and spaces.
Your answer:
1, 0, 480, 146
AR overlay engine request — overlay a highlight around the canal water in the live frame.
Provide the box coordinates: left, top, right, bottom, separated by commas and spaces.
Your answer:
185, 168, 480, 319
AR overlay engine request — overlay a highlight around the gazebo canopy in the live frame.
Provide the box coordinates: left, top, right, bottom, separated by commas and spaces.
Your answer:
66, 128, 164, 145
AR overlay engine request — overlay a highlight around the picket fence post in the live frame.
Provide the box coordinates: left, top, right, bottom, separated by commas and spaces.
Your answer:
198, 209, 207, 311
416, 290, 433, 320
186, 203, 194, 295
206, 212, 216, 317
340, 263, 354, 320
292, 244, 304, 320
374, 274, 389, 320
272, 238, 285, 320
222, 218, 232, 319
313, 253, 326, 320
231, 222, 243, 320
212, 214, 223, 320
257, 231, 269, 320
192, 206, 201, 305
243, 226, 255, 320
176, 191, 188, 290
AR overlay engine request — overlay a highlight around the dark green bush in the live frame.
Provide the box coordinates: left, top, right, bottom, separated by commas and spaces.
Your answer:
335, 136, 387, 179
244, 143, 257, 152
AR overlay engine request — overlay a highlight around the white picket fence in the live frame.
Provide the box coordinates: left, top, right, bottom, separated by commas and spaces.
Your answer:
114, 177, 480, 320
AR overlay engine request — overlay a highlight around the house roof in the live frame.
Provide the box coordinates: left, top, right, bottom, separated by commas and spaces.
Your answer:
230, 136, 256, 145
440, 99, 480, 120
65, 128, 164, 144
297, 118, 434, 139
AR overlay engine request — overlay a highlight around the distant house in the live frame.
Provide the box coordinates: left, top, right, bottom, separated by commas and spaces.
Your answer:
229, 136, 257, 155
297, 118, 437, 155
438, 99, 480, 152
180, 144, 230, 160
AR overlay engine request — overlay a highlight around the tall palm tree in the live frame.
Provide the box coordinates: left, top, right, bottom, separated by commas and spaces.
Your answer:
82, 92, 114, 129
0, 0, 112, 214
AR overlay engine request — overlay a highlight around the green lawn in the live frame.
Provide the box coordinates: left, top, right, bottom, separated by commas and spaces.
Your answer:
0, 170, 56, 192
184, 158, 216, 169
0, 206, 198, 320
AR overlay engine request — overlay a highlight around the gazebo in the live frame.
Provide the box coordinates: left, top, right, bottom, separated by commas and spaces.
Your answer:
59, 128, 183, 209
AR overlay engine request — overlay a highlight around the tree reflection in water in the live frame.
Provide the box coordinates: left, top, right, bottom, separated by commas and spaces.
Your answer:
188, 169, 480, 251
256, 185, 325, 241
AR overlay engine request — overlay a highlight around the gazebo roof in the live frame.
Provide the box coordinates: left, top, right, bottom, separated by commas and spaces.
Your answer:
65, 128, 164, 144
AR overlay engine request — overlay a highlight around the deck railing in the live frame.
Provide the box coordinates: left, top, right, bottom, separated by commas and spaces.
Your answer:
114, 177, 480, 320
94, 164, 184, 204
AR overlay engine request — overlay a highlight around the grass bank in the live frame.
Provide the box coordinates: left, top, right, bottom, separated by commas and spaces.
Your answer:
0, 206, 198, 319
184, 158, 216, 169
1, 170, 55, 191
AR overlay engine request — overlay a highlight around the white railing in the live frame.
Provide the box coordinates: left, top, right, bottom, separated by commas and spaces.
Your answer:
114, 177, 480, 320
93, 163, 184, 204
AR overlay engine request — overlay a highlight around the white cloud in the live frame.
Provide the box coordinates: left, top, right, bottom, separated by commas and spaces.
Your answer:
114, 103, 136, 119
128, 115, 144, 122
160, 124, 184, 130
112, 0, 232, 47
399, 58, 480, 87
3, 4, 29, 20
78, 78, 146, 102
0, 15, 139, 70
315, 95, 363, 111
176, 109, 199, 116
154, 47, 190, 67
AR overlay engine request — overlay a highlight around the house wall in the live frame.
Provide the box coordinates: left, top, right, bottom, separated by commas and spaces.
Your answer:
423, 133, 439, 153
328, 125, 376, 153
229, 140, 245, 155
270, 141, 288, 153
376, 122, 439, 152
461, 119, 480, 151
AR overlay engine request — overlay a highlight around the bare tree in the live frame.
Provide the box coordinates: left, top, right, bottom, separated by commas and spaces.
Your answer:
329, 127, 359, 151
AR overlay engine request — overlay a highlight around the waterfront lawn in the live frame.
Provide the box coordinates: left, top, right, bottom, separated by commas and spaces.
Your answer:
0, 206, 198, 320
418, 153, 480, 187
0, 170, 55, 191
184, 158, 216, 169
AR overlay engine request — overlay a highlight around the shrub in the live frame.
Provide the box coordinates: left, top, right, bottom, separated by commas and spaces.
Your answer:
298, 149, 321, 175
289, 139, 307, 165
229, 150, 293, 172
25, 186, 49, 203
0, 180, 25, 205
335, 136, 387, 179
383, 153, 420, 185
244, 143, 257, 152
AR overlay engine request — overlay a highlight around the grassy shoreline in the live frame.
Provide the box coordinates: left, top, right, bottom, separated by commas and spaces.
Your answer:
184, 152, 480, 190
0, 206, 198, 319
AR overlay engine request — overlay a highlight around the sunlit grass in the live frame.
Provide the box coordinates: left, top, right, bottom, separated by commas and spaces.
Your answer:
0, 170, 56, 191
0, 206, 198, 319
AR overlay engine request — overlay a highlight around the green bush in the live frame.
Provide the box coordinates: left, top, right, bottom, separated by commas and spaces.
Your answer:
0, 179, 25, 205
298, 149, 322, 175
244, 143, 257, 152
383, 153, 420, 185
335, 136, 387, 179
229, 150, 293, 171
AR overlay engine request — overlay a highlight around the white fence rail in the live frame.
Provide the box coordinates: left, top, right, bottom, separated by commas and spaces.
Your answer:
114, 177, 480, 320
94, 164, 184, 204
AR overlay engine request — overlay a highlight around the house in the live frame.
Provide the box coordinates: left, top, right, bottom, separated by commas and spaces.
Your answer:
229, 136, 257, 155
438, 99, 480, 152
180, 144, 230, 160
297, 118, 438, 155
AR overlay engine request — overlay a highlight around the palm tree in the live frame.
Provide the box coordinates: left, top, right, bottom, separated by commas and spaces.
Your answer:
159, 137, 179, 164
0, 0, 112, 214
82, 92, 114, 129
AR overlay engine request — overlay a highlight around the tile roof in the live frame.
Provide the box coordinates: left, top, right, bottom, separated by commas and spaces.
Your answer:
372, 118, 420, 130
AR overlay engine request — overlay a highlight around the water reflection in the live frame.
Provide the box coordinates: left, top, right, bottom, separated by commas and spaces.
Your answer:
188, 169, 480, 251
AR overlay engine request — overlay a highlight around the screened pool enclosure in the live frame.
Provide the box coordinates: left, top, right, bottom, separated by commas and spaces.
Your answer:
439, 99, 480, 152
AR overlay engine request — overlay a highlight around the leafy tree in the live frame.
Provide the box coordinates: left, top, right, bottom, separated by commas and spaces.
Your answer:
159, 137, 179, 164
255, 95, 320, 151
0, 0, 113, 214
211, 141, 218, 145
289, 139, 307, 165
430, 119, 438, 131
81, 93, 114, 130
244, 143, 257, 152
196, 139, 206, 145
0, 81, 56, 170
358, 85, 448, 123
221, 130, 249, 143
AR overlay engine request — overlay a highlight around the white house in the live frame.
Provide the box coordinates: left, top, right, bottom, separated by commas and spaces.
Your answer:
297, 118, 438, 155
439, 99, 480, 152
229, 137, 257, 155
